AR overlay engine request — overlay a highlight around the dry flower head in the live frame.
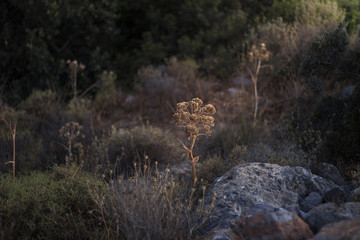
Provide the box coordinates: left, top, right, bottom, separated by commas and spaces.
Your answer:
248, 43, 270, 63
173, 98, 216, 140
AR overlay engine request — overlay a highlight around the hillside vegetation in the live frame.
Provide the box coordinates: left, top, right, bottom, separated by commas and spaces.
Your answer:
0, 0, 359, 239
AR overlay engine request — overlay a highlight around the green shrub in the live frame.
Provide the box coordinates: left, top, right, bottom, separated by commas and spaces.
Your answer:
336, 0, 360, 33
66, 98, 93, 123
324, 85, 360, 165
283, 84, 360, 178
198, 123, 255, 159
268, 0, 301, 23
295, 0, 345, 28
235, 142, 311, 166
0, 165, 117, 240
20, 89, 59, 118
100, 125, 184, 177
94, 71, 119, 118
301, 25, 349, 80
197, 154, 239, 186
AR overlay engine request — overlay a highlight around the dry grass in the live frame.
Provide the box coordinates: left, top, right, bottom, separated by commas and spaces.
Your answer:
92, 163, 216, 240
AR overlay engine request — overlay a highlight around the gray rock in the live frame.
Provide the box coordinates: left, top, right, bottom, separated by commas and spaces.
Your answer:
310, 162, 345, 186
227, 88, 243, 97
241, 207, 314, 240
342, 85, 355, 98
300, 192, 323, 212
305, 202, 360, 233
323, 186, 352, 204
310, 218, 360, 240
233, 76, 251, 86
124, 95, 135, 104
352, 187, 360, 202
199, 162, 338, 239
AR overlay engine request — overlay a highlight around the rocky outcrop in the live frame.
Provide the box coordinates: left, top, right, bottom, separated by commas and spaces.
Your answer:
304, 202, 360, 233
198, 162, 360, 240
300, 192, 323, 212
309, 162, 345, 186
310, 218, 360, 240
241, 206, 313, 240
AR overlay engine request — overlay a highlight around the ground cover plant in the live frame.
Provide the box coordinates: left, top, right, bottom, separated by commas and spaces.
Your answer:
1, 0, 360, 239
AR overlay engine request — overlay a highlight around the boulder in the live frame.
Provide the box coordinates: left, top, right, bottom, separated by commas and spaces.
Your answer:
342, 85, 355, 98
323, 186, 352, 204
310, 218, 360, 240
241, 206, 313, 240
351, 187, 360, 202
199, 162, 338, 239
309, 162, 345, 186
300, 192, 323, 212
304, 202, 360, 233
233, 77, 251, 87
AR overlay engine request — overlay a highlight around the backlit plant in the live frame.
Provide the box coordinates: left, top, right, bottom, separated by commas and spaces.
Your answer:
173, 98, 216, 184
245, 43, 270, 125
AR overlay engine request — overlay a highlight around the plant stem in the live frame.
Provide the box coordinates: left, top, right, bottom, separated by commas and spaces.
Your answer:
189, 135, 198, 185
12, 130, 16, 181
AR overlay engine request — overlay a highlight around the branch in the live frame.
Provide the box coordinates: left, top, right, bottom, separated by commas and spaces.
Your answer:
179, 140, 191, 153
79, 80, 101, 98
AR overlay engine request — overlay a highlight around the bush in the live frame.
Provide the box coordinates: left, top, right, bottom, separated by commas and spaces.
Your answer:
94, 71, 119, 118
301, 25, 350, 80
197, 154, 241, 186
20, 89, 59, 118
295, 0, 345, 29
99, 125, 184, 177
66, 98, 93, 123
94, 164, 215, 240
283, 84, 360, 178
0, 165, 116, 240
198, 123, 256, 159
234, 142, 311, 167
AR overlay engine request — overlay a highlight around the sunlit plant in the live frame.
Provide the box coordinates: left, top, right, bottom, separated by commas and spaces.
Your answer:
173, 98, 216, 184
245, 43, 270, 125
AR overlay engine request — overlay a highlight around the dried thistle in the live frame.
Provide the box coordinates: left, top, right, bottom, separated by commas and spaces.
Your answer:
245, 43, 271, 125
173, 98, 216, 184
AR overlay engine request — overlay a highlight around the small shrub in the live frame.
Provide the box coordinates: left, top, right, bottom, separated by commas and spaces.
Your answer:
199, 123, 255, 159
66, 98, 93, 123
282, 84, 360, 178
94, 71, 119, 117
301, 25, 349, 80
0, 165, 115, 240
20, 89, 59, 118
93, 163, 215, 240
197, 155, 237, 186
103, 125, 184, 177
234, 142, 311, 166
295, 0, 345, 29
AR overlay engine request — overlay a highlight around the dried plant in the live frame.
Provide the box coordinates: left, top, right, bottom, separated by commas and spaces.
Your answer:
245, 43, 271, 125
173, 98, 216, 184
67, 59, 86, 99
92, 160, 216, 239
0, 105, 17, 181
59, 121, 85, 167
